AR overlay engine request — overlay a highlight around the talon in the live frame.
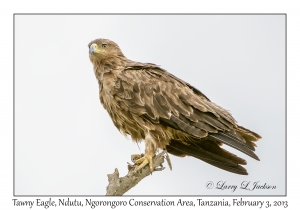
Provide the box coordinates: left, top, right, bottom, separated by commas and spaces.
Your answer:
131, 154, 143, 163
133, 154, 154, 172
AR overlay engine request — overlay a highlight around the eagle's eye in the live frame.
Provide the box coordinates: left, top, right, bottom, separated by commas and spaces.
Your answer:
102, 44, 108, 48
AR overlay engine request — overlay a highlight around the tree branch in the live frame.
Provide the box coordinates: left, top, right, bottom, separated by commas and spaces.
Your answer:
106, 151, 166, 196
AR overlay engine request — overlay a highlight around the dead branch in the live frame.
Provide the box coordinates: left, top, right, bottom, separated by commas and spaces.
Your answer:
106, 151, 166, 196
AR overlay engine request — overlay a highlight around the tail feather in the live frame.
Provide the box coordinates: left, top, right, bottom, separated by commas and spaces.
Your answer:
209, 132, 260, 161
166, 140, 248, 175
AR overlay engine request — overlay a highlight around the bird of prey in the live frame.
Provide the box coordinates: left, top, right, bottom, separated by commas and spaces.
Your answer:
88, 38, 261, 175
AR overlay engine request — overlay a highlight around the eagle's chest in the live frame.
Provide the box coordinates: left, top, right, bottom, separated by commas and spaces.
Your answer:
98, 72, 144, 140
99, 73, 118, 111
99, 73, 127, 121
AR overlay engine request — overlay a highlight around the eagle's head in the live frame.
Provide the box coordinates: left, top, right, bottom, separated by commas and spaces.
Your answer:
88, 38, 125, 64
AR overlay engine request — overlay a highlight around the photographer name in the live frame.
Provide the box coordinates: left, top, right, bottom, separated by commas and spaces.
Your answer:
215, 181, 276, 192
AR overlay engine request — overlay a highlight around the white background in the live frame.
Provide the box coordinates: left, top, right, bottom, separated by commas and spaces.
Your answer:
0, 0, 299, 209
14, 14, 285, 196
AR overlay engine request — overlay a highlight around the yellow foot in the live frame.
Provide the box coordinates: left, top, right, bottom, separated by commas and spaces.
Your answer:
131, 154, 154, 172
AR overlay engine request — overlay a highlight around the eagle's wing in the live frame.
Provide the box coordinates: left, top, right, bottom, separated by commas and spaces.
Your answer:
115, 64, 261, 175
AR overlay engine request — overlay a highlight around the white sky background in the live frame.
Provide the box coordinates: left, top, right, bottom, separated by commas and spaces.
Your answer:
14, 15, 285, 196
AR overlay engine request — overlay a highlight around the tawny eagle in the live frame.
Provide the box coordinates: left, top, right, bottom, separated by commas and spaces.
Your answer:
88, 38, 261, 175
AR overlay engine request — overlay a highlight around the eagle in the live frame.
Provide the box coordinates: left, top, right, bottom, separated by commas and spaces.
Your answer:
88, 38, 261, 175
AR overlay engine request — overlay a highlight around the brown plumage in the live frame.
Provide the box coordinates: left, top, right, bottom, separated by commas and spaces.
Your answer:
88, 38, 261, 175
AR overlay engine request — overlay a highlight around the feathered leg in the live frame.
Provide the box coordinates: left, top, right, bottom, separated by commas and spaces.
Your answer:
132, 131, 156, 172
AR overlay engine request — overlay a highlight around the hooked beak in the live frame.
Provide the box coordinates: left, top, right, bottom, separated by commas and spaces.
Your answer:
89, 43, 100, 54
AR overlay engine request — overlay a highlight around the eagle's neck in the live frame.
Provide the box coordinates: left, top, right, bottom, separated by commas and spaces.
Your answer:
93, 56, 129, 81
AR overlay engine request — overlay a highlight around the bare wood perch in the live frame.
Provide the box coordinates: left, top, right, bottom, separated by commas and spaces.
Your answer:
106, 151, 166, 196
